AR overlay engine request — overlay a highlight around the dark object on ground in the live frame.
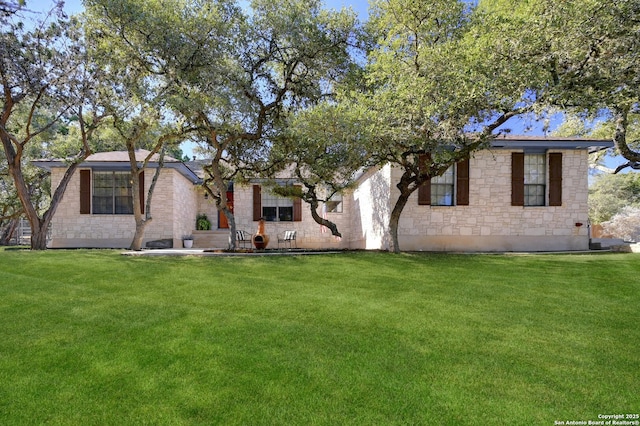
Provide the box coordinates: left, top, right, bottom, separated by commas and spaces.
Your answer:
146, 239, 173, 249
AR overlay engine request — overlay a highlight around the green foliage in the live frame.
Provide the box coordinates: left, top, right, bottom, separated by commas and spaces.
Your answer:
85, 0, 358, 245
589, 172, 640, 223
271, 102, 371, 203
342, 0, 541, 251
554, 113, 640, 171
0, 250, 638, 424
1, 2, 104, 248
479, 0, 640, 163
195, 213, 211, 230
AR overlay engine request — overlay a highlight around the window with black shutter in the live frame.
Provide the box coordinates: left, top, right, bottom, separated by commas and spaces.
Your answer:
418, 158, 470, 206
512, 152, 562, 207
253, 184, 302, 222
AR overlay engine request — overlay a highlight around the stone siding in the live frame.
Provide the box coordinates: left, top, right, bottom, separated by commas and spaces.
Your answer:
49, 167, 198, 248
393, 150, 589, 251
47, 147, 591, 252
231, 183, 352, 249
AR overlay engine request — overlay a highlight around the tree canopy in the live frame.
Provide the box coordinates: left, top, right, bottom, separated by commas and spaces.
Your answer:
82, 0, 357, 248
589, 172, 640, 224
479, 0, 640, 168
1, 2, 106, 249
324, 0, 542, 252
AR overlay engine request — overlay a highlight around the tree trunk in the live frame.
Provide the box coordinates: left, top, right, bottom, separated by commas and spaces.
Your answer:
386, 167, 419, 253
30, 220, 49, 250
309, 197, 342, 237
3, 144, 44, 249
206, 160, 237, 250
221, 206, 236, 249
388, 189, 411, 254
128, 164, 145, 251
6, 148, 80, 250
0, 216, 20, 245
130, 217, 150, 251
614, 108, 640, 164
127, 141, 165, 251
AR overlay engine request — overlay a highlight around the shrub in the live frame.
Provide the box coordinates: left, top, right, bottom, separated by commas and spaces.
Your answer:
196, 213, 211, 230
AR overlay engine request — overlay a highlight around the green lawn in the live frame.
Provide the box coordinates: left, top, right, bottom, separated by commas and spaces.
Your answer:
0, 249, 638, 425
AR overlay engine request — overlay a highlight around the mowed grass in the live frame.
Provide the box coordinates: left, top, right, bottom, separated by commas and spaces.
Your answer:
0, 249, 638, 425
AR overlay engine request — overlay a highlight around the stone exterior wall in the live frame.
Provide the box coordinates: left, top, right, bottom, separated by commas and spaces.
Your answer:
230, 183, 351, 249
349, 164, 392, 250
172, 170, 199, 246
393, 149, 589, 251
47, 147, 591, 252
48, 167, 198, 248
196, 192, 220, 230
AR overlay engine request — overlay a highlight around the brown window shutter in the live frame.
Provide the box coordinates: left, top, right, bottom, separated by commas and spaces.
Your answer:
138, 171, 145, 214
511, 152, 525, 206
549, 153, 562, 206
418, 154, 431, 205
80, 169, 91, 214
456, 158, 470, 206
418, 179, 431, 205
253, 185, 262, 221
293, 185, 302, 222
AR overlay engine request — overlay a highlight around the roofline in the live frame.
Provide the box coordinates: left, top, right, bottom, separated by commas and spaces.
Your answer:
489, 137, 614, 152
32, 160, 202, 184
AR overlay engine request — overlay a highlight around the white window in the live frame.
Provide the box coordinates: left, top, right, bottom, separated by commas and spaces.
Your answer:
262, 188, 293, 222
431, 165, 455, 206
524, 154, 546, 206
92, 171, 133, 214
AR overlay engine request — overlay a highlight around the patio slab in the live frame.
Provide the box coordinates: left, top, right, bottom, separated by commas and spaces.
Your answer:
122, 248, 341, 257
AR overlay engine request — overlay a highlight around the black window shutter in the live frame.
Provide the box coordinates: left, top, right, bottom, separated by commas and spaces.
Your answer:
511, 153, 525, 206
549, 153, 562, 206
80, 170, 91, 214
293, 185, 302, 221
456, 159, 470, 206
253, 185, 262, 221
139, 171, 145, 214
418, 154, 431, 205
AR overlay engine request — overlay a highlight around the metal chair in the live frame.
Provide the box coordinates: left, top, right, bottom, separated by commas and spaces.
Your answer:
236, 230, 252, 248
278, 230, 297, 249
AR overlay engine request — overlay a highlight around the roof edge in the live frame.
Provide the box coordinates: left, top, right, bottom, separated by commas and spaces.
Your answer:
32, 160, 202, 184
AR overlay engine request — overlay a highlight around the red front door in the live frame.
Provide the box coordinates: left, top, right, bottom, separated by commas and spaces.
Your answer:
219, 191, 234, 229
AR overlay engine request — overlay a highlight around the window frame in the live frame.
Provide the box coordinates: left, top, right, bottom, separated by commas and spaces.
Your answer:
92, 170, 134, 215
511, 152, 563, 207
418, 158, 470, 207
261, 184, 295, 222
523, 153, 546, 207
430, 164, 456, 206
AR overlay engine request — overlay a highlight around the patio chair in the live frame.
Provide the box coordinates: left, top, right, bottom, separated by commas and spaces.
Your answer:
236, 230, 252, 248
278, 230, 297, 249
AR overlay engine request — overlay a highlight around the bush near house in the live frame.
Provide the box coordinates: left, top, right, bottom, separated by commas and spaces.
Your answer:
0, 249, 638, 425
196, 213, 211, 230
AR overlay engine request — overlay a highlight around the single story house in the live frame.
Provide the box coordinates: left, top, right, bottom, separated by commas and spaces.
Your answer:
34, 136, 613, 251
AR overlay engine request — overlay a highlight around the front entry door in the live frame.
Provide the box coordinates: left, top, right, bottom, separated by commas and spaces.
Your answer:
219, 191, 234, 229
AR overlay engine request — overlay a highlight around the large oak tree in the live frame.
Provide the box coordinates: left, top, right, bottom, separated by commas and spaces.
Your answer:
479, 0, 640, 170
85, 0, 205, 250
0, 4, 105, 249
340, 0, 538, 252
